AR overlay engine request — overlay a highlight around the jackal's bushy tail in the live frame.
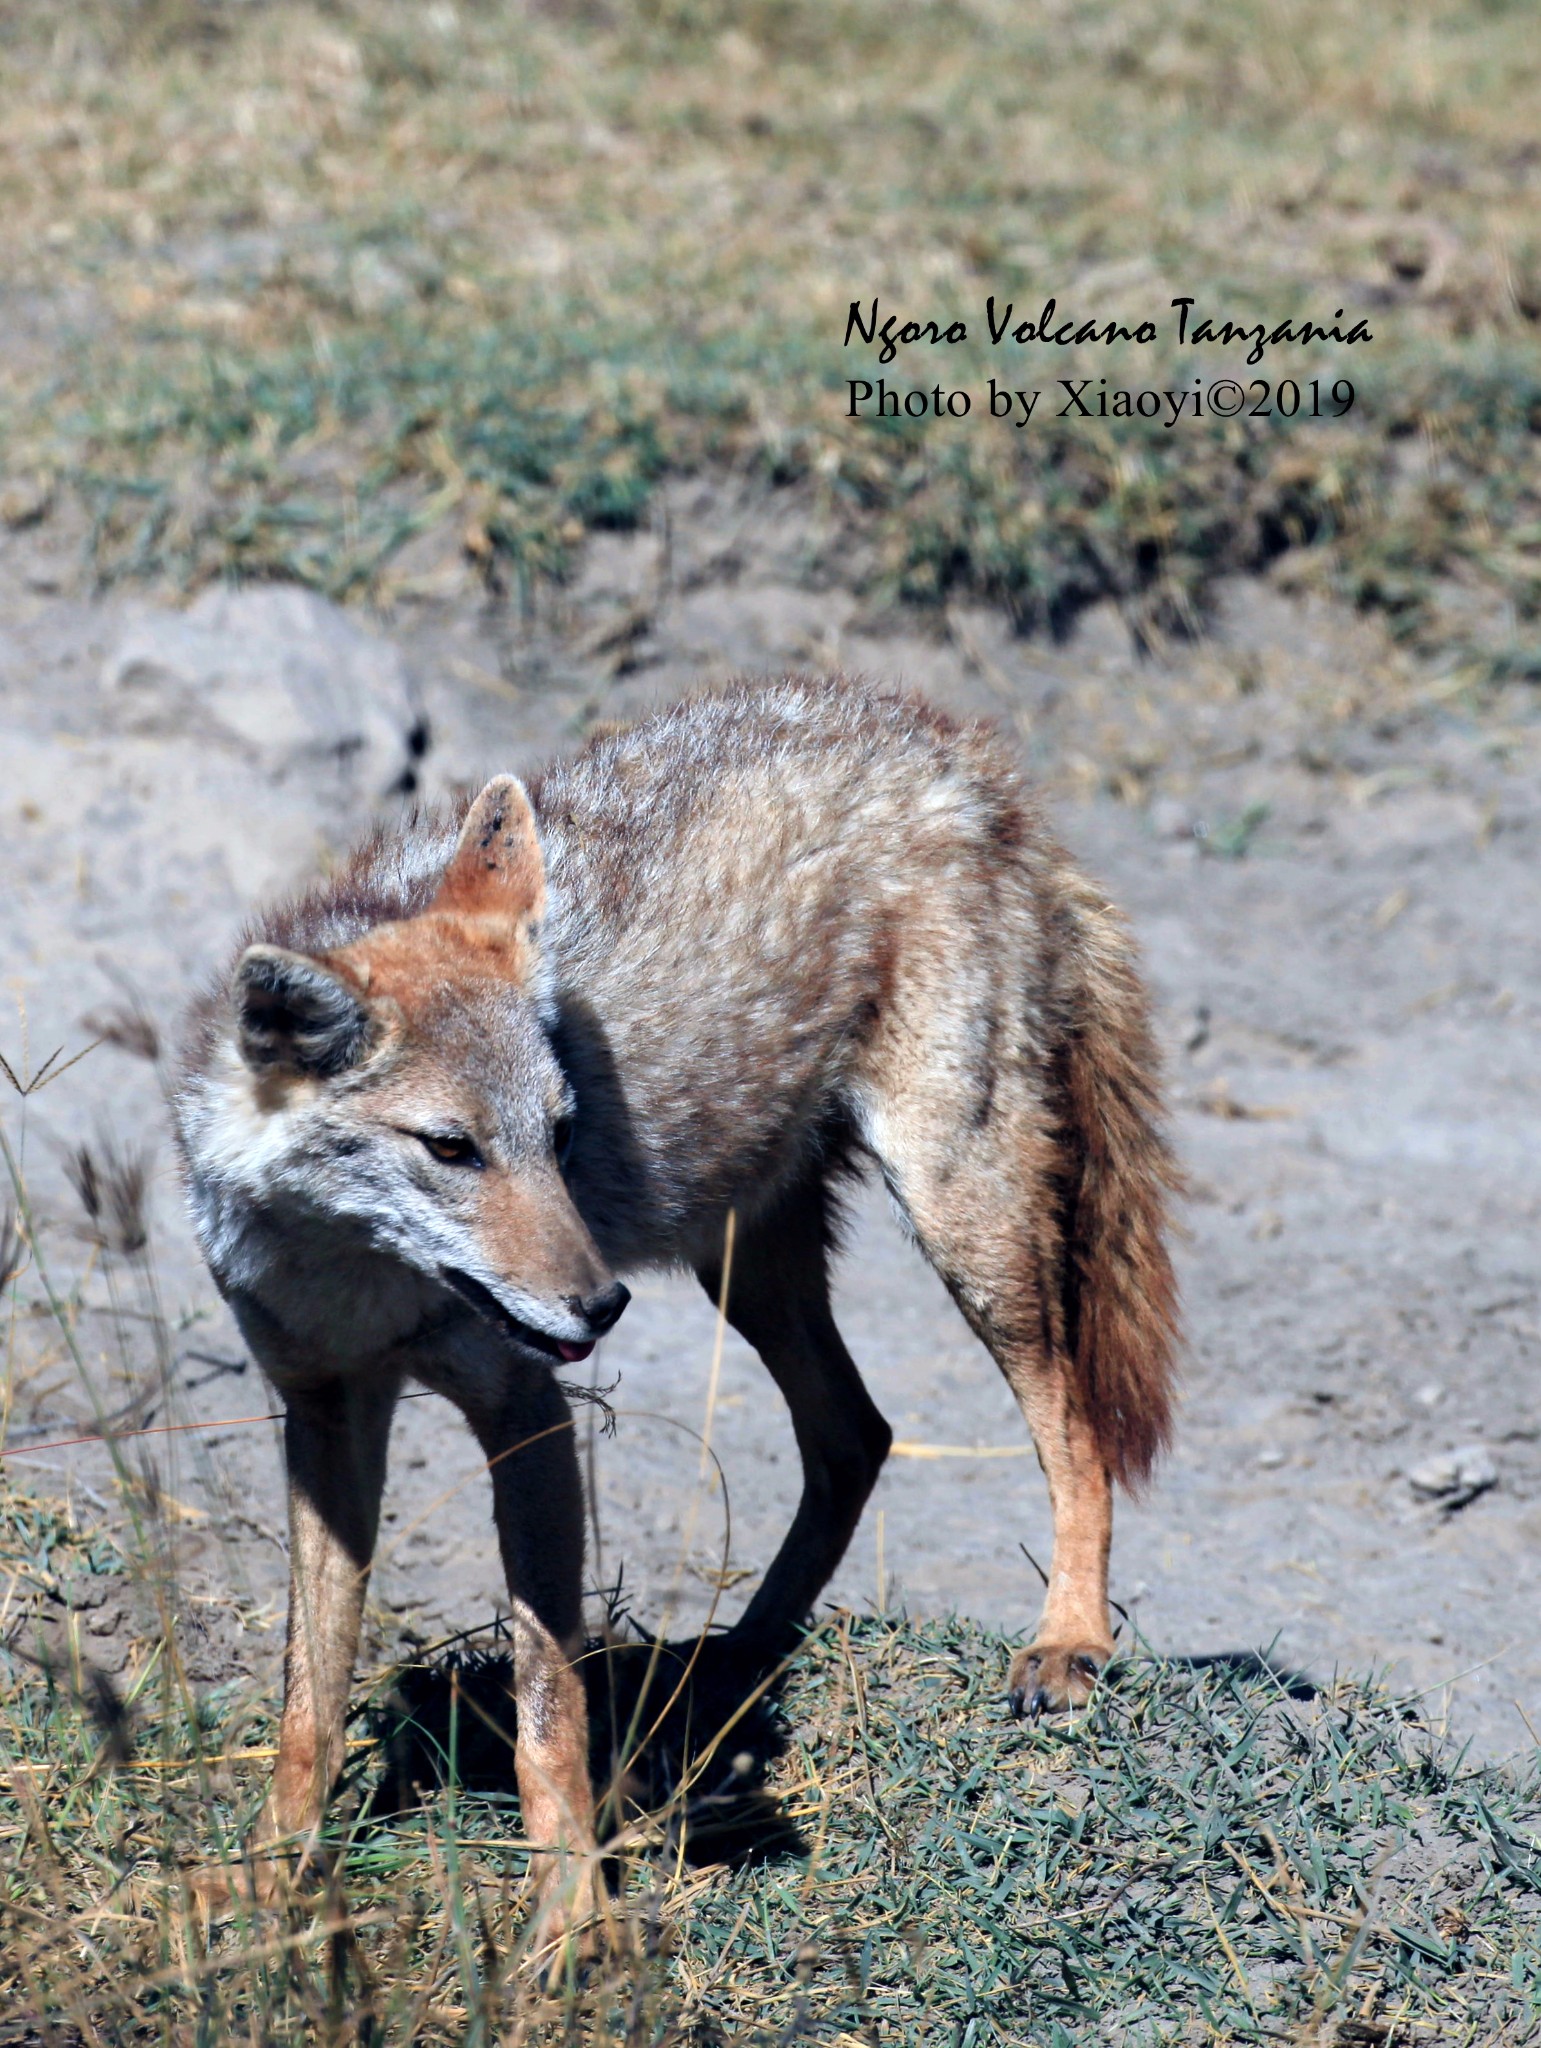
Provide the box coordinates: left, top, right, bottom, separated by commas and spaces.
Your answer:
1058, 880, 1180, 1489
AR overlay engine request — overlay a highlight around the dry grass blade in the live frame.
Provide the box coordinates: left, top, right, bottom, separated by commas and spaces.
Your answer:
82, 998, 162, 1066
61, 1136, 153, 1257
0, 1200, 23, 1290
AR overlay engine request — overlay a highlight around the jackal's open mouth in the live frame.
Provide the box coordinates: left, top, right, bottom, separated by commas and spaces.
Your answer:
440, 1268, 597, 1365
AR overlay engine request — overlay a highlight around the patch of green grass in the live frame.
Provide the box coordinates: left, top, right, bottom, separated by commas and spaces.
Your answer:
40, 305, 1541, 669
4, 1522, 1541, 2046
0, 0, 1538, 669
1202, 801, 1272, 858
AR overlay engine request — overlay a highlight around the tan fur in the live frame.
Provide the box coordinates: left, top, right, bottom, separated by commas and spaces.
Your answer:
174, 677, 1179, 1942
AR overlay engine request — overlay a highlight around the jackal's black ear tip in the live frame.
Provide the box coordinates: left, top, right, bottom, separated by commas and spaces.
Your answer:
233, 945, 371, 1076
436, 774, 546, 919
471, 771, 524, 808
461, 774, 536, 848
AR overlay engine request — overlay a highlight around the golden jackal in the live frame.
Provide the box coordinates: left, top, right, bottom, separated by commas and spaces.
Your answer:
175, 678, 1177, 1941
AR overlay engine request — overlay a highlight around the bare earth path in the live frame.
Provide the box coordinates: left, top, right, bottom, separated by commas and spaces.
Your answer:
3, 481, 1539, 1758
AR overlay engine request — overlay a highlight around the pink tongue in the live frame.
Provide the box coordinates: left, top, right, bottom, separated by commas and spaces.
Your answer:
557, 1339, 596, 1364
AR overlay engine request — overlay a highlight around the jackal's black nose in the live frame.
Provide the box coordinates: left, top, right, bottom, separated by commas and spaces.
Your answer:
576, 1281, 630, 1336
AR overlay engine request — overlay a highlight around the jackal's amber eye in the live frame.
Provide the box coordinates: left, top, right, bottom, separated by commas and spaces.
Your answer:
417, 1131, 483, 1168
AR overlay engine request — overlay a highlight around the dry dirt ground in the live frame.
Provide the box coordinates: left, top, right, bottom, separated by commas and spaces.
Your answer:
4, 479, 1540, 1760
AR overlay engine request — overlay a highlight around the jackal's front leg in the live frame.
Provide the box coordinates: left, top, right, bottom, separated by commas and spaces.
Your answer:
465, 1372, 599, 1959
190, 1378, 395, 1911
209, 1379, 397, 1907
269, 1380, 397, 1859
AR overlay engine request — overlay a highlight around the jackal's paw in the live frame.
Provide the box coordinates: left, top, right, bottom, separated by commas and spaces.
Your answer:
182, 1838, 332, 1921
526, 1866, 605, 1986
181, 1856, 286, 1921
1005, 1642, 1110, 1720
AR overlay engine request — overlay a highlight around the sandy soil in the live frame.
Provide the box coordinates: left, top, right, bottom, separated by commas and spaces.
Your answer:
3, 477, 1540, 1759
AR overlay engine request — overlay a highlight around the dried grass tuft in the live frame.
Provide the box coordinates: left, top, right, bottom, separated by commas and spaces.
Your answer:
62, 1135, 153, 1257
83, 997, 162, 1067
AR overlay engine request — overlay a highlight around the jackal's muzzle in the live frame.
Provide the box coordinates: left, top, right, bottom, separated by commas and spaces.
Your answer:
440, 1266, 630, 1364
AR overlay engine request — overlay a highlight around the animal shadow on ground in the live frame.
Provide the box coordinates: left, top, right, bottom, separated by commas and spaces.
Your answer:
1169, 1647, 1318, 1699
357, 1627, 804, 1869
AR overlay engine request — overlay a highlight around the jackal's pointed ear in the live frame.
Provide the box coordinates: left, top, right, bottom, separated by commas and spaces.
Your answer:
432, 776, 546, 925
233, 945, 373, 1076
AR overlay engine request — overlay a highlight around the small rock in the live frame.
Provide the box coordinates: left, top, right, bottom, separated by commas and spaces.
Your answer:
0, 474, 53, 529
1257, 1446, 1287, 1469
1407, 1444, 1497, 1507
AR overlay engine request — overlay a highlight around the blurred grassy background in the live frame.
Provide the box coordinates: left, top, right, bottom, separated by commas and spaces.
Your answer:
0, 0, 1538, 667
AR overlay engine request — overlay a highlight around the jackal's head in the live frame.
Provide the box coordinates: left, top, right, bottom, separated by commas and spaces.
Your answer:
189, 777, 627, 1370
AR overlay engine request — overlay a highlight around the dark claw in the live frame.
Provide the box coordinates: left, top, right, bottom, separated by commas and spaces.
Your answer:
1028, 1686, 1051, 1720
1006, 1687, 1027, 1721
1071, 1653, 1102, 1684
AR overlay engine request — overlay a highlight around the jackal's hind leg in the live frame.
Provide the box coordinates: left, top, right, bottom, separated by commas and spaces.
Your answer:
880, 1117, 1116, 1718
997, 1380, 1114, 1718
696, 1183, 892, 1667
